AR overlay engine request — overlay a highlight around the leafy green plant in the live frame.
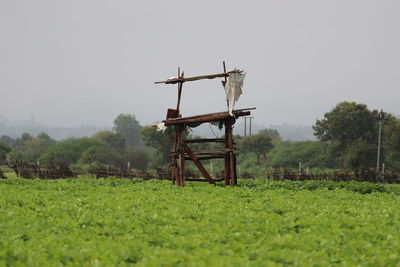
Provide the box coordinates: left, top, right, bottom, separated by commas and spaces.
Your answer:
1, 177, 400, 265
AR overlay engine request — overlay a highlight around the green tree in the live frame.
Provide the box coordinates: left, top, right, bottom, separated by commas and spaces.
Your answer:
125, 148, 150, 171
13, 133, 33, 149
0, 135, 14, 146
25, 133, 56, 162
80, 143, 123, 168
340, 138, 376, 169
8, 132, 55, 164
313, 102, 378, 168
0, 143, 11, 164
92, 131, 125, 152
140, 126, 173, 165
269, 141, 335, 168
382, 114, 400, 168
40, 138, 99, 168
113, 114, 142, 147
239, 134, 273, 164
258, 128, 282, 145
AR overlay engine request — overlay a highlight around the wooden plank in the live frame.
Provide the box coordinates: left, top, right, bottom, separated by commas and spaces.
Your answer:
154, 70, 243, 84
183, 145, 216, 185
185, 138, 226, 143
163, 111, 250, 126
184, 155, 225, 160
171, 148, 235, 156
186, 178, 224, 182
164, 107, 256, 121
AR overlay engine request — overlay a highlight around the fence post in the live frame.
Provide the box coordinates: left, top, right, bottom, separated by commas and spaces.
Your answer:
298, 162, 302, 175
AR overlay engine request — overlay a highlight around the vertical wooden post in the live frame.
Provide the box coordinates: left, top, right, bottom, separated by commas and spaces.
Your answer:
232, 153, 238, 185
171, 129, 179, 185
223, 61, 227, 86
176, 68, 184, 115
178, 153, 184, 186
226, 117, 237, 186
174, 126, 185, 187
223, 61, 229, 109
224, 120, 231, 186
179, 128, 185, 187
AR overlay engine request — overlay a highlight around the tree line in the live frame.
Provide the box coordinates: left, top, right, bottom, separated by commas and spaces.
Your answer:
1, 101, 400, 174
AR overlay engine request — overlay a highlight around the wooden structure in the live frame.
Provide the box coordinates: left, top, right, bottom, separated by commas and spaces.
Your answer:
155, 63, 254, 186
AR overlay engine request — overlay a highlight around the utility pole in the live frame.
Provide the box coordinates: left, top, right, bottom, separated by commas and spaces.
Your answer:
243, 116, 254, 136
376, 110, 384, 173
249, 117, 253, 135
244, 117, 247, 136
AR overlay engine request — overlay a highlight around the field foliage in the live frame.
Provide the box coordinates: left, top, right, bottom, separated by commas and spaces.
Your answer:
1, 177, 400, 266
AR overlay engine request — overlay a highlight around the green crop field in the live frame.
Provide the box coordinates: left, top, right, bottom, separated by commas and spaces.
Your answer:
1, 176, 400, 266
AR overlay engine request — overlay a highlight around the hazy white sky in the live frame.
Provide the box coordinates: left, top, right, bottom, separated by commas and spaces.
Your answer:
1, 0, 399, 127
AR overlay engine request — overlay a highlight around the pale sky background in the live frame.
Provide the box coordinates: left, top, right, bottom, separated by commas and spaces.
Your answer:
0, 0, 399, 127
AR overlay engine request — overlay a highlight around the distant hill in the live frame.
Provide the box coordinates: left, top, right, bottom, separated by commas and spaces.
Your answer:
0, 124, 111, 140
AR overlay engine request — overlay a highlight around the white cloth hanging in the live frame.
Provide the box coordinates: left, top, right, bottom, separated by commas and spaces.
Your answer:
224, 72, 246, 116
153, 122, 167, 132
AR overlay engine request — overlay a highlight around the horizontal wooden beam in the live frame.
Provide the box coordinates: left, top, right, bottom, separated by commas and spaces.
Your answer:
185, 178, 224, 182
185, 138, 226, 143
163, 110, 251, 126
171, 148, 236, 157
184, 155, 225, 160
155, 70, 243, 84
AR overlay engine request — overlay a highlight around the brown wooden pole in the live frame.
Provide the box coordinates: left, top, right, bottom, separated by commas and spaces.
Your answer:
184, 138, 226, 144
171, 148, 234, 156
176, 68, 186, 116
223, 61, 227, 86
176, 126, 185, 186
178, 153, 184, 186
224, 120, 231, 186
184, 155, 225, 160
232, 153, 238, 185
226, 118, 237, 186
163, 110, 251, 126
177, 83, 183, 114
171, 126, 180, 185
154, 70, 243, 84
172, 136, 177, 185
176, 67, 182, 114
223, 61, 229, 108
179, 128, 185, 186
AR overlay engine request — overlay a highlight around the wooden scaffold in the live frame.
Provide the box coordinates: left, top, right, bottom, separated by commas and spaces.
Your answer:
155, 62, 255, 186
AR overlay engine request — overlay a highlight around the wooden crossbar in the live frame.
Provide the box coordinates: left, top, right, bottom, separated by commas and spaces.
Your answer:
155, 70, 243, 84
183, 145, 216, 185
